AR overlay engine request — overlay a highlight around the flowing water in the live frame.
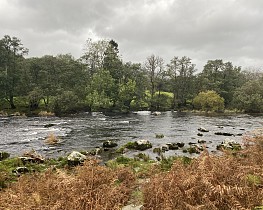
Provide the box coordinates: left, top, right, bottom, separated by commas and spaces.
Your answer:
0, 111, 262, 159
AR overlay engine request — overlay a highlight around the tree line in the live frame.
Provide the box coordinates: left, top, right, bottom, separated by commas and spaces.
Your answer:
0, 35, 262, 115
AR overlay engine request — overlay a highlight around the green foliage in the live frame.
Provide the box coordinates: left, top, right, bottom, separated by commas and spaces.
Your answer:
1, 35, 261, 114
247, 174, 261, 186
86, 69, 114, 111
198, 60, 244, 107
151, 92, 173, 111
193, 90, 225, 112
53, 91, 80, 115
233, 79, 263, 113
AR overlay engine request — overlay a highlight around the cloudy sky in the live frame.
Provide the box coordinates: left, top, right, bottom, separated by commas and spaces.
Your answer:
1, 0, 263, 71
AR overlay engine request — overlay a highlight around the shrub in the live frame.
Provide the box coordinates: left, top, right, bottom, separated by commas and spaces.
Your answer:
193, 90, 225, 112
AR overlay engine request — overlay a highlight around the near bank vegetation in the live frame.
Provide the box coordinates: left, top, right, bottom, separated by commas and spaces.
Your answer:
1, 135, 263, 209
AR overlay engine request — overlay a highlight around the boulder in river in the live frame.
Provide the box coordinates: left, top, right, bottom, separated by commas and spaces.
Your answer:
166, 143, 179, 150
152, 111, 161, 116
198, 127, 209, 132
214, 132, 234, 136
102, 140, 118, 148
216, 138, 241, 151
67, 151, 87, 166
161, 144, 169, 152
176, 142, 185, 148
126, 140, 152, 151
198, 139, 206, 144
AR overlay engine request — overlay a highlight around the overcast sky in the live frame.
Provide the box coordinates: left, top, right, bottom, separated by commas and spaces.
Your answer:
1, 0, 263, 71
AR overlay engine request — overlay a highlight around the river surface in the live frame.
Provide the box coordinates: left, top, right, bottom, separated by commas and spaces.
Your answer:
0, 111, 262, 159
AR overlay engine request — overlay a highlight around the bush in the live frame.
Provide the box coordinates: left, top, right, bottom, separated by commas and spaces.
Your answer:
193, 90, 224, 112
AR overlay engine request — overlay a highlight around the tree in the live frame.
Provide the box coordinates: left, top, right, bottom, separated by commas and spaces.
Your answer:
198, 60, 244, 107
117, 79, 136, 112
86, 69, 114, 111
233, 79, 263, 113
0, 35, 28, 109
81, 38, 109, 78
144, 54, 164, 110
167, 56, 196, 109
193, 90, 225, 112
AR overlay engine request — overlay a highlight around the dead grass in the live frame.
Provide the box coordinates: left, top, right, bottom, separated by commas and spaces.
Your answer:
0, 159, 135, 210
45, 133, 59, 145
142, 135, 263, 210
38, 111, 55, 117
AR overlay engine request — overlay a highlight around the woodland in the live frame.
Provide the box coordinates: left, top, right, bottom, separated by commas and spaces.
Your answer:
0, 35, 263, 116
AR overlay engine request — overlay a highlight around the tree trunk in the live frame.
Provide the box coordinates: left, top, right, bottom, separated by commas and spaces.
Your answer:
9, 95, 16, 109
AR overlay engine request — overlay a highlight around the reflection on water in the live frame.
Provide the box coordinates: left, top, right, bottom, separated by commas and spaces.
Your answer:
0, 112, 262, 157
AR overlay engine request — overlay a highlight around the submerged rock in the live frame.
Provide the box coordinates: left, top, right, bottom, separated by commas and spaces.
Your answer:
198, 127, 209, 132
214, 132, 234, 136
216, 138, 241, 151
176, 142, 185, 148
166, 143, 179, 150
152, 111, 161, 116
44, 123, 56, 128
126, 140, 152, 151
135, 140, 152, 151
161, 144, 169, 152
198, 139, 206, 144
102, 140, 118, 148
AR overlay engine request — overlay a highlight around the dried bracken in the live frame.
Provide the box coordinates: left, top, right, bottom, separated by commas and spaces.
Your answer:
0, 160, 135, 210
45, 133, 60, 145
142, 135, 263, 210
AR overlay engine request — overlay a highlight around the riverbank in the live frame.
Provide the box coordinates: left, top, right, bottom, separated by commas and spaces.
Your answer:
1, 133, 263, 209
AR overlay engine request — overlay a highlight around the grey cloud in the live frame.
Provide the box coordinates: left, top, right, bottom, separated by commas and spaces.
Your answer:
0, 0, 263, 70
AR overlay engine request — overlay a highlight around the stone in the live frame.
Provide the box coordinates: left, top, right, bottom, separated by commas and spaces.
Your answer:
214, 132, 234, 136
20, 150, 45, 164
216, 138, 241, 151
176, 142, 185, 148
161, 145, 169, 152
13, 167, 30, 175
67, 151, 87, 166
44, 123, 56, 128
135, 140, 152, 151
102, 140, 118, 148
198, 139, 206, 144
152, 111, 161, 116
166, 143, 179, 150
198, 127, 209, 132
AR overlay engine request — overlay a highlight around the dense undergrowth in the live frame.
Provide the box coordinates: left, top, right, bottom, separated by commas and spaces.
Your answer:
1, 135, 263, 209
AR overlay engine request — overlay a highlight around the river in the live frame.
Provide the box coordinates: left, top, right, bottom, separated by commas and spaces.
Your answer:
0, 111, 262, 159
